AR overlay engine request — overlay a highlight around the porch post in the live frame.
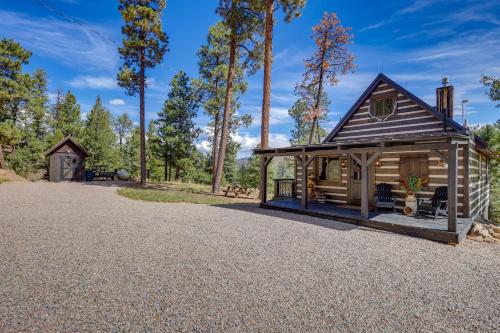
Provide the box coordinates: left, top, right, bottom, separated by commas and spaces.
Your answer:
259, 156, 268, 203
361, 152, 369, 219
301, 155, 308, 209
448, 143, 458, 232
462, 143, 471, 218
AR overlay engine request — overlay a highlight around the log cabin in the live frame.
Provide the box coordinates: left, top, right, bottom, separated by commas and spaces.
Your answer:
254, 73, 495, 244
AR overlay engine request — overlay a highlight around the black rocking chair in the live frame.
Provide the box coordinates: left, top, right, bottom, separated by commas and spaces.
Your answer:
416, 186, 448, 220
375, 183, 397, 213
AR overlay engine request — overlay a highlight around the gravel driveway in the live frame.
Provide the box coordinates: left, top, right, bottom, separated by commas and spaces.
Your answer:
0, 182, 499, 332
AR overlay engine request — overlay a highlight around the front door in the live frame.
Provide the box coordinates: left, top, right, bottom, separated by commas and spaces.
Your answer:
349, 156, 375, 206
61, 155, 76, 180
349, 157, 362, 205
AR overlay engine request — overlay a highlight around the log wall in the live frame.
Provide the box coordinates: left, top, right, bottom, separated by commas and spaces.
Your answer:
331, 82, 455, 143
469, 145, 490, 219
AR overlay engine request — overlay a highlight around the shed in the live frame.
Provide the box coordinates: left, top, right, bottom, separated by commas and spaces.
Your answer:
45, 136, 89, 182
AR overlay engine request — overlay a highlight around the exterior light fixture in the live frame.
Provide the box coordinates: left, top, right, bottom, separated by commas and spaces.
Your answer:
341, 158, 348, 168
436, 160, 446, 167
375, 159, 382, 167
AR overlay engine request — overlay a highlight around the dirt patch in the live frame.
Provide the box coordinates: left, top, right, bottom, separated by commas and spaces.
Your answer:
0, 169, 26, 183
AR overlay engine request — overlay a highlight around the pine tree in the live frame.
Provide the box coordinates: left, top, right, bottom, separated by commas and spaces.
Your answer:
146, 119, 163, 181
195, 21, 248, 185
156, 71, 200, 181
124, 126, 140, 178
213, 0, 264, 193
117, 0, 168, 185
260, 0, 305, 148
289, 91, 328, 145
52, 91, 83, 140
114, 112, 133, 147
0, 38, 32, 124
297, 12, 355, 143
82, 97, 117, 168
480, 75, 500, 108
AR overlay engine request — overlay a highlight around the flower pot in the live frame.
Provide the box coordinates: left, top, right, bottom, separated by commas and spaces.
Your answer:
404, 195, 417, 216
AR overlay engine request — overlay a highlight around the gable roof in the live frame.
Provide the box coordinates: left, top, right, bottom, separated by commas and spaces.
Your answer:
45, 136, 89, 157
323, 73, 468, 143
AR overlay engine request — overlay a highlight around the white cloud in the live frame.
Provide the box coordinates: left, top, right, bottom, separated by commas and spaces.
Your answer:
109, 98, 126, 106
69, 76, 117, 89
0, 10, 117, 70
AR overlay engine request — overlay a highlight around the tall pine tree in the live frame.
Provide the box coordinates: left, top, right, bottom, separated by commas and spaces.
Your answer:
260, 0, 305, 148
297, 12, 355, 143
82, 97, 117, 168
156, 71, 200, 181
195, 21, 249, 185
212, 0, 264, 193
117, 0, 168, 185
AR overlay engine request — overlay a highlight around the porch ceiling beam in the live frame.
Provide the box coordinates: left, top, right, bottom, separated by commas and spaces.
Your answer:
260, 142, 457, 158
429, 149, 448, 164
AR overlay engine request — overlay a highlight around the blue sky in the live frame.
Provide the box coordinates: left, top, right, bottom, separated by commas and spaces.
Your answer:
1, 0, 499, 157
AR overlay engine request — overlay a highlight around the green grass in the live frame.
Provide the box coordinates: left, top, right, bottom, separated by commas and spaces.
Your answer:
0, 176, 9, 184
117, 186, 258, 205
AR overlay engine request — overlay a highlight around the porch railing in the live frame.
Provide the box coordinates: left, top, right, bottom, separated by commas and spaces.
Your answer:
273, 178, 296, 199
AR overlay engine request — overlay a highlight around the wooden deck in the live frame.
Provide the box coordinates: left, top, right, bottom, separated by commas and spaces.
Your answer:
262, 198, 473, 244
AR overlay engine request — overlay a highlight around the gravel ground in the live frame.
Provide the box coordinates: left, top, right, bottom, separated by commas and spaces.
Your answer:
0, 182, 499, 332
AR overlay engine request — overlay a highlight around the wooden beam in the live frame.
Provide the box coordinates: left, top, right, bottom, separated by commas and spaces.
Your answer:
462, 144, 470, 218
259, 157, 268, 203
448, 143, 458, 232
301, 155, 309, 209
367, 152, 381, 166
349, 152, 361, 165
265, 156, 273, 167
260, 142, 458, 159
429, 149, 448, 164
361, 152, 369, 218
305, 155, 315, 167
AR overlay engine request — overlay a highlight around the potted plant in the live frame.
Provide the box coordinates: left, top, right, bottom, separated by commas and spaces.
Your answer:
399, 174, 427, 216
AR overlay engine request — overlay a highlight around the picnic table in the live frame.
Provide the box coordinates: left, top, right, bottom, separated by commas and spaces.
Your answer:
89, 165, 116, 181
223, 184, 254, 198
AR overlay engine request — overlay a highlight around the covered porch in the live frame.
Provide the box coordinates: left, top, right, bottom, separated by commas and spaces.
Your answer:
255, 135, 473, 245
262, 198, 472, 244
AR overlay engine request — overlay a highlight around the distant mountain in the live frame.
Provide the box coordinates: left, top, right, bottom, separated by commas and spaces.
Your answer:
236, 157, 249, 168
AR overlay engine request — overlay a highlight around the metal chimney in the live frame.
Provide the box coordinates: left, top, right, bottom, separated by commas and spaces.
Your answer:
436, 78, 454, 132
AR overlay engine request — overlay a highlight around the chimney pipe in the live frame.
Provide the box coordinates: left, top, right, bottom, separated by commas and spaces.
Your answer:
436, 78, 454, 132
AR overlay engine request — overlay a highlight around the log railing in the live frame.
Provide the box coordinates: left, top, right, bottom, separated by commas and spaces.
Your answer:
273, 178, 296, 199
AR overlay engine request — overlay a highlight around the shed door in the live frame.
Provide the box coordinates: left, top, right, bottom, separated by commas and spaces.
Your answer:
60, 155, 78, 180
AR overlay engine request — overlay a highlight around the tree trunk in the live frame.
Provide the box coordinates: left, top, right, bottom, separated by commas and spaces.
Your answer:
0, 144, 5, 169
175, 165, 181, 181
164, 154, 168, 181
260, 0, 274, 148
139, 52, 147, 185
212, 27, 237, 194
308, 44, 326, 144
211, 111, 220, 186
